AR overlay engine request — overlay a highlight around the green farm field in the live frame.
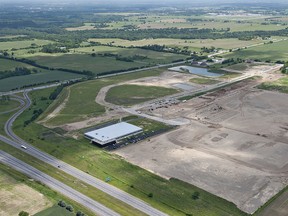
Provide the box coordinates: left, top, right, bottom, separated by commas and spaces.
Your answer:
224, 40, 288, 61
106, 84, 179, 106
9, 87, 247, 216
0, 58, 33, 71
29, 50, 186, 75
0, 58, 85, 92
0, 70, 85, 92
0, 39, 52, 51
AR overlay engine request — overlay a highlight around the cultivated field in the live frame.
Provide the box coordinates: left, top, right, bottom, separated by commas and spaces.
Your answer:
0, 169, 52, 216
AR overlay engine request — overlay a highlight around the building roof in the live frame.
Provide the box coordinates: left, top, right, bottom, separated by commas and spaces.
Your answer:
84, 122, 142, 145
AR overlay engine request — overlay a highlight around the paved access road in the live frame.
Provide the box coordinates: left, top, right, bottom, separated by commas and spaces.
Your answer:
1, 92, 168, 216
0, 151, 120, 216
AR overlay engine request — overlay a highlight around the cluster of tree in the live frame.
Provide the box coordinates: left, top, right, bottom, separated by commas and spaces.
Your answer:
49, 85, 64, 100
140, 44, 192, 55
222, 58, 244, 65
49, 80, 83, 100
11, 80, 60, 91
41, 43, 68, 53
200, 46, 216, 53
24, 108, 43, 127
115, 54, 148, 62
281, 62, 288, 74
0, 67, 37, 80
18, 211, 29, 216
0, 95, 10, 103
58, 200, 85, 216
91, 52, 148, 62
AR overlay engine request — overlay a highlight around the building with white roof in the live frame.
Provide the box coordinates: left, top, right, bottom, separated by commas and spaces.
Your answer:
84, 122, 142, 147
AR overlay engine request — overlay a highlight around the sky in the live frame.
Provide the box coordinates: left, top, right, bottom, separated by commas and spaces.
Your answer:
1, 0, 287, 7
1, 0, 287, 3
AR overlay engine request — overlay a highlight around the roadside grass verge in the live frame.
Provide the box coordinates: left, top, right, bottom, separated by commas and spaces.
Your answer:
10, 87, 248, 216
106, 84, 179, 106
189, 77, 220, 85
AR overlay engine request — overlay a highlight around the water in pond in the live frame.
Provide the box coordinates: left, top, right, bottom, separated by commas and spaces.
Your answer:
169, 66, 223, 77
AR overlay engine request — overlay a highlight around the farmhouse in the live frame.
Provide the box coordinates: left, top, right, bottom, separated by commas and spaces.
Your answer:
84, 122, 143, 147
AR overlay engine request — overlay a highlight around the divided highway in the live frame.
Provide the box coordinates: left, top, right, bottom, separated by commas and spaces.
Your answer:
0, 151, 120, 216
0, 92, 168, 216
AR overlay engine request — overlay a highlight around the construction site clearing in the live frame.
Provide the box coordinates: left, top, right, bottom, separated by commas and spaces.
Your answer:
112, 64, 288, 214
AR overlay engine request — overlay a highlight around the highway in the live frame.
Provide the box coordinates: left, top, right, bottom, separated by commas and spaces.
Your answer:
1, 92, 168, 216
0, 150, 120, 216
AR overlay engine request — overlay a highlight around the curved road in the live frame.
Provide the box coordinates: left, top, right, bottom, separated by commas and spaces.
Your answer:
1, 91, 168, 216
0, 151, 120, 216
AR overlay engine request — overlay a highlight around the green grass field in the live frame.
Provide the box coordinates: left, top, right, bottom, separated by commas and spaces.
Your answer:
130, 118, 172, 132
10, 87, 247, 216
35, 205, 74, 216
106, 84, 179, 106
0, 69, 85, 92
30, 54, 147, 74
0, 58, 33, 71
0, 99, 20, 113
44, 68, 164, 125
224, 40, 288, 61
257, 76, 288, 93
0, 39, 52, 51
189, 77, 220, 85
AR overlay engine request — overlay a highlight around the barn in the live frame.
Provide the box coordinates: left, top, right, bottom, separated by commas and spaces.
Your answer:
84, 122, 143, 147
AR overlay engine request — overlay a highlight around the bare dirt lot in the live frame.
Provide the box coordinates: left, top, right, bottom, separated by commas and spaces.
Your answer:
0, 170, 52, 216
115, 81, 288, 214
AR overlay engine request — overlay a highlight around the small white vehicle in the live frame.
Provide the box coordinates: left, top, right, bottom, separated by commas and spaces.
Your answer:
21, 145, 27, 149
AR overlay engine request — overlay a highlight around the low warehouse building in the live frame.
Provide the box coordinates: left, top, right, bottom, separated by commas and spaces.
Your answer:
84, 122, 143, 147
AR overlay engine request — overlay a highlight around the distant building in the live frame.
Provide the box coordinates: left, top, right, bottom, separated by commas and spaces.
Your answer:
84, 122, 143, 147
